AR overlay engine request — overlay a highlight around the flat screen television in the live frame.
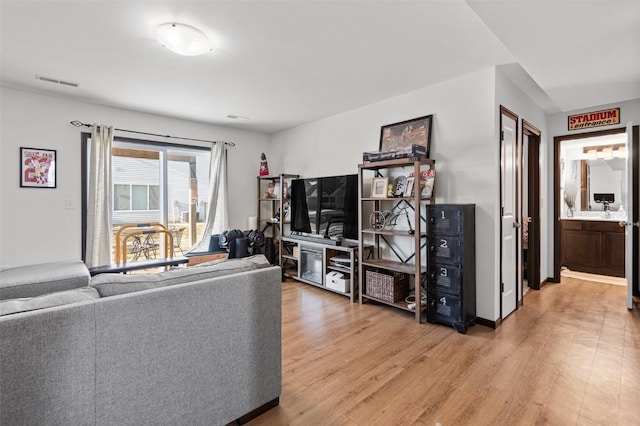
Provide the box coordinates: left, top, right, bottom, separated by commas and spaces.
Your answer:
290, 174, 358, 241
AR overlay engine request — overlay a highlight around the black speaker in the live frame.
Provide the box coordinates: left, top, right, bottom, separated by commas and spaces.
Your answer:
208, 234, 222, 252
233, 237, 249, 258
264, 237, 275, 264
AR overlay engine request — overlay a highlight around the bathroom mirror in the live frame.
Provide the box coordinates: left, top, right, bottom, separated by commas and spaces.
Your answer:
559, 134, 627, 217
563, 157, 624, 211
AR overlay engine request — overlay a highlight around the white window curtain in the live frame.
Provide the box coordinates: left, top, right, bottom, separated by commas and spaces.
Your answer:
187, 142, 229, 253
85, 124, 114, 267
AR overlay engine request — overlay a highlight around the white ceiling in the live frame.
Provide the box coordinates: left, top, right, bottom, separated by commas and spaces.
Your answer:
1, 0, 639, 134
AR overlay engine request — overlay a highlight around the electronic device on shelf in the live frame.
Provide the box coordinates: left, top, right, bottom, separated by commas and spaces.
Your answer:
329, 256, 351, 267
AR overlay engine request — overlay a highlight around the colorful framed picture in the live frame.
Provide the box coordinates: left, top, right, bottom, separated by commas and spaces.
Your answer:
371, 177, 388, 198
379, 114, 433, 157
20, 147, 56, 188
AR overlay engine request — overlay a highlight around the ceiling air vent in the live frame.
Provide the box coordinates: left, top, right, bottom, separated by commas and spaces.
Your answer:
36, 75, 79, 88
226, 114, 249, 121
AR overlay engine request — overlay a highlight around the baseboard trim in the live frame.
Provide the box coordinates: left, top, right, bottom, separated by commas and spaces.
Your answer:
540, 277, 555, 287
233, 397, 280, 425
476, 317, 501, 329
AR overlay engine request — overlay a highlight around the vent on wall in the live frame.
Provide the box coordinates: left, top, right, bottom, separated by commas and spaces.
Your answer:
36, 75, 79, 87
226, 114, 249, 120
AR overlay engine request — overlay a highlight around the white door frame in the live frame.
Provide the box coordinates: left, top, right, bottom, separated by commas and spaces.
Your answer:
626, 122, 634, 309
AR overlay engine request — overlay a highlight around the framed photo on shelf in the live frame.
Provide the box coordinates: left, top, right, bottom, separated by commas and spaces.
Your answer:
371, 177, 388, 198
20, 147, 56, 188
420, 169, 436, 198
379, 114, 433, 157
403, 176, 415, 197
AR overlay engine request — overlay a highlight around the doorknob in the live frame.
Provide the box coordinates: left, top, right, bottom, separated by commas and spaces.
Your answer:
513, 221, 521, 228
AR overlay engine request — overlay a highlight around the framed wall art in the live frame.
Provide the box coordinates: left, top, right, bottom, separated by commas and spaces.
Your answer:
20, 147, 56, 188
370, 177, 389, 198
379, 114, 433, 157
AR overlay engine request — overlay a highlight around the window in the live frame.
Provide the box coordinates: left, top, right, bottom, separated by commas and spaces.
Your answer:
83, 134, 211, 262
114, 184, 130, 211
113, 184, 160, 211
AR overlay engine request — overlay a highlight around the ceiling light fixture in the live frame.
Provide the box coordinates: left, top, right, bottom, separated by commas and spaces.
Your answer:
156, 23, 213, 56
583, 144, 626, 161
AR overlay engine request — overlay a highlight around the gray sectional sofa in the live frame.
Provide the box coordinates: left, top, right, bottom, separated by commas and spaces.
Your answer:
0, 256, 282, 426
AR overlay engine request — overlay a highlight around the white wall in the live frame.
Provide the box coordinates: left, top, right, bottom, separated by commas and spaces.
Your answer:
494, 67, 550, 294
0, 87, 269, 267
270, 68, 500, 322
546, 98, 640, 279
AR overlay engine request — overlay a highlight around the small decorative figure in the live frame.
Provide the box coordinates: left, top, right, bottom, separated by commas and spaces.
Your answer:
259, 153, 270, 176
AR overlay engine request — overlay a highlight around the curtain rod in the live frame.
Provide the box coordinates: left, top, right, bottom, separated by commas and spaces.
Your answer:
70, 120, 235, 147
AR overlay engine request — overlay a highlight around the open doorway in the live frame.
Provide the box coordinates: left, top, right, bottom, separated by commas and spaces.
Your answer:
553, 126, 640, 309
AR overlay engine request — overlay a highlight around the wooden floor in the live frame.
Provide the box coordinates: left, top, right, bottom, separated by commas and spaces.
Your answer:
248, 276, 640, 426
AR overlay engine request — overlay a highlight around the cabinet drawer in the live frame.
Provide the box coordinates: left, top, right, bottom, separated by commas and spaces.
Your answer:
584, 221, 624, 233
427, 206, 463, 234
429, 235, 463, 265
428, 264, 463, 295
427, 292, 463, 324
561, 220, 583, 230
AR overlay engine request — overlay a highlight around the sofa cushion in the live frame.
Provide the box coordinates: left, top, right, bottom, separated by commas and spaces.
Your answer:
0, 260, 91, 300
0, 287, 100, 316
91, 254, 271, 297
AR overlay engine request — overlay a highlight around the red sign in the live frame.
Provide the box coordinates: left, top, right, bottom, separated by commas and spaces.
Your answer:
568, 108, 620, 130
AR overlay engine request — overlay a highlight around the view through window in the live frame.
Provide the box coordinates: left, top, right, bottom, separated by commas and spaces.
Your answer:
83, 135, 211, 263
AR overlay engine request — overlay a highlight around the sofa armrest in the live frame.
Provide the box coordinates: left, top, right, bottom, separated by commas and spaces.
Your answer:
0, 302, 97, 425
0, 260, 90, 300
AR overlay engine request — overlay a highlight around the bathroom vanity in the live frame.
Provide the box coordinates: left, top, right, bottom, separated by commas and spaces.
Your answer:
560, 212, 626, 277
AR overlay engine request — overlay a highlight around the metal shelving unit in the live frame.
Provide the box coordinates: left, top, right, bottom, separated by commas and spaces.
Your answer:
257, 173, 299, 265
358, 158, 435, 322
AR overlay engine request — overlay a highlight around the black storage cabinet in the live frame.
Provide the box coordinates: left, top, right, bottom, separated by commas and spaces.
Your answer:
426, 204, 476, 333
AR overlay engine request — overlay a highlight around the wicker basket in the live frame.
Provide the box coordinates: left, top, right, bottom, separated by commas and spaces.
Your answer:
365, 270, 409, 303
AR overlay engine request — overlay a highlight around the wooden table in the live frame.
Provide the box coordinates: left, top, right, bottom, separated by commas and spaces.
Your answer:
185, 252, 228, 266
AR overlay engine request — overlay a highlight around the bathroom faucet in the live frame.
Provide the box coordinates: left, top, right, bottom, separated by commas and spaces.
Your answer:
603, 201, 611, 218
